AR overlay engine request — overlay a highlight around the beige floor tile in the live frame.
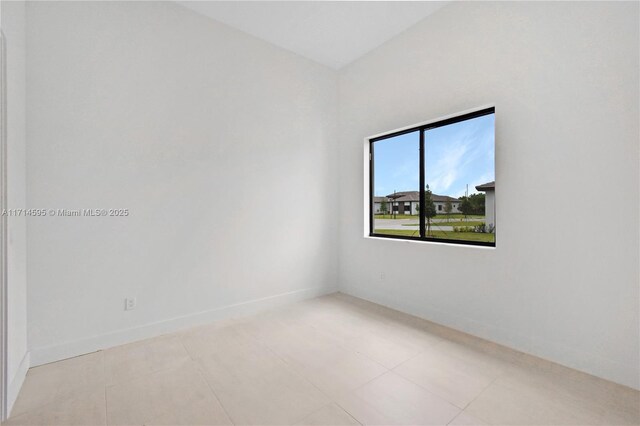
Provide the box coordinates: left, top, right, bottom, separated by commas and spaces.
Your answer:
601, 406, 640, 426
11, 352, 105, 417
336, 391, 398, 426
509, 362, 640, 415
4, 386, 106, 426
181, 323, 258, 359
197, 341, 329, 425
233, 308, 301, 339
104, 334, 190, 385
340, 372, 461, 425
312, 319, 421, 369
374, 322, 444, 352
328, 299, 443, 353
349, 333, 422, 369
258, 322, 387, 395
106, 361, 230, 426
436, 340, 515, 376
146, 397, 233, 426
509, 358, 640, 421
447, 411, 488, 425
393, 347, 502, 408
464, 370, 606, 425
295, 403, 361, 426
297, 350, 388, 395
256, 322, 347, 368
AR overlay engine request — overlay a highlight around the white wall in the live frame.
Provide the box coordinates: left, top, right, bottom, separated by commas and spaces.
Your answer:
1, 0, 29, 415
485, 190, 495, 229
26, 1, 338, 364
338, 1, 639, 389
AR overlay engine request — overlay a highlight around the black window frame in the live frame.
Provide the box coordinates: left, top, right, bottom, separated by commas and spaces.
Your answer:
368, 107, 495, 247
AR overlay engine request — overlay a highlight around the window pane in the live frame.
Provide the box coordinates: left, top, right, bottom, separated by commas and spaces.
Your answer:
372, 131, 419, 237
423, 113, 495, 244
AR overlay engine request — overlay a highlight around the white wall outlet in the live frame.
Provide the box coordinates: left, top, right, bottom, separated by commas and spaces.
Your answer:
380, 272, 386, 281
125, 297, 137, 311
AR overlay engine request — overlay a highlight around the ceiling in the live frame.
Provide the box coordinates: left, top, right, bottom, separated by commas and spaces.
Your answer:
178, 1, 448, 70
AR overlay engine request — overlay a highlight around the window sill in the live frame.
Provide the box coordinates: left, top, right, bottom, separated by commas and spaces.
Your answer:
364, 235, 496, 249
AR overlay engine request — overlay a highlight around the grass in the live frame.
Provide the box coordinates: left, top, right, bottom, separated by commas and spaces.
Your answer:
375, 214, 484, 220
434, 214, 484, 220
374, 214, 418, 219
400, 221, 485, 227
374, 229, 495, 243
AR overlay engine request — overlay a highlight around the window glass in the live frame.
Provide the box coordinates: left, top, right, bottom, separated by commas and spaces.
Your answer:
371, 131, 419, 238
424, 113, 495, 244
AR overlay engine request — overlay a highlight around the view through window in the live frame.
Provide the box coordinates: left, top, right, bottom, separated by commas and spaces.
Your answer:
370, 108, 495, 246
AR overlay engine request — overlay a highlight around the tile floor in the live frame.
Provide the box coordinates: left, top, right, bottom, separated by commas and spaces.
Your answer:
4, 293, 639, 425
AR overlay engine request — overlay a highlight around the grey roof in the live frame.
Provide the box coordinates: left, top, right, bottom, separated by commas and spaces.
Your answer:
388, 191, 419, 202
475, 181, 495, 191
377, 191, 459, 203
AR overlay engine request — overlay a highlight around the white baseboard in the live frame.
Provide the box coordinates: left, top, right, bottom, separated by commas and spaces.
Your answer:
7, 351, 29, 417
31, 285, 336, 367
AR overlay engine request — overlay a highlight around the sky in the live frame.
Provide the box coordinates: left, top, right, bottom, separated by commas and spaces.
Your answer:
373, 113, 494, 198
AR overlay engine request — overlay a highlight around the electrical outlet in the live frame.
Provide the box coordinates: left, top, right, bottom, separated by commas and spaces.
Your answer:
380, 272, 386, 281
125, 297, 137, 311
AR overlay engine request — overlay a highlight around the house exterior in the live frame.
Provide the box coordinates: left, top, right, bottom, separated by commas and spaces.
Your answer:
373, 191, 461, 215
475, 181, 495, 227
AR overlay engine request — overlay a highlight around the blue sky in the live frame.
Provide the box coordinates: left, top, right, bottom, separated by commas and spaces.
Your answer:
373, 114, 494, 198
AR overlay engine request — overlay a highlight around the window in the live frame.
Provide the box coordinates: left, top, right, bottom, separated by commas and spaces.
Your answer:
369, 107, 495, 247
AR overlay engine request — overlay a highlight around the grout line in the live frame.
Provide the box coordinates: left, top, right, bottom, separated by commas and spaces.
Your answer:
446, 410, 468, 426
462, 375, 499, 412
333, 389, 380, 426
103, 385, 108, 426
452, 380, 496, 426
330, 401, 364, 426
196, 367, 236, 426
334, 406, 364, 426
389, 342, 514, 413
216, 304, 388, 425
345, 367, 390, 393
339, 405, 363, 426
302, 315, 419, 372
176, 311, 329, 425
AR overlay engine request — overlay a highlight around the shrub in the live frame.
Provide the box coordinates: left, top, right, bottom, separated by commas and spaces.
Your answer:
453, 226, 474, 233
474, 223, 487, 233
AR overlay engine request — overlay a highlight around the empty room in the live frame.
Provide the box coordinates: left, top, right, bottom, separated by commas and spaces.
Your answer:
0, 0, 638, 425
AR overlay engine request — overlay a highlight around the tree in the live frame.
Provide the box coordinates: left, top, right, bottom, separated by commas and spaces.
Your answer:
469, 193, 485, 215
459, 196, 473, 218
423, 186, 437, 236
380, 200, 389, 216
444, 200, 453, 221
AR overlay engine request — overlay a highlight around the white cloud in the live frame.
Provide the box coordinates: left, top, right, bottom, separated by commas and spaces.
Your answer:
427, 136, 470, 194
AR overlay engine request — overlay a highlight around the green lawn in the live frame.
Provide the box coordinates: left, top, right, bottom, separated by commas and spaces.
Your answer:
401, 221, 485, 227
374, 229, 495, 243
374, 214, 418, 219
434, 214, 484, 220
375, 214, 484, 220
